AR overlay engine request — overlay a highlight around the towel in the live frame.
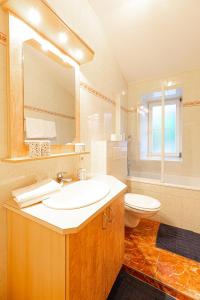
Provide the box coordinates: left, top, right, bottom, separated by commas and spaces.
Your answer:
12, 179, 61, 208
25, 117, 57, 139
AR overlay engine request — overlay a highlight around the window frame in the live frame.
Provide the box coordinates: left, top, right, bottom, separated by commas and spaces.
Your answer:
148, 98, 181, 158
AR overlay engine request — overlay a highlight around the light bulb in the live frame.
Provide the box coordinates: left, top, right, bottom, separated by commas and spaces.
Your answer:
62, 55, 68, 63
59, 32, 68, 44
28, 9, 41, 25
74, 49, 84, 60
41, 41, 49, 52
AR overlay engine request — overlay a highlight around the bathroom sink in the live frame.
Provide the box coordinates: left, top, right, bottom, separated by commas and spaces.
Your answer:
42, 179, 110, 209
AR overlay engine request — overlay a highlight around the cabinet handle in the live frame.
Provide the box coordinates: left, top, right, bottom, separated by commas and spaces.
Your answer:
102, 212, 108, 230
108, 207, 113, 223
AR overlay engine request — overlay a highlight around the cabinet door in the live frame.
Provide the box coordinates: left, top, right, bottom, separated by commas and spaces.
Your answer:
67, 211, 105, 300
7, 211, 66, 300
105, 196, 124, 298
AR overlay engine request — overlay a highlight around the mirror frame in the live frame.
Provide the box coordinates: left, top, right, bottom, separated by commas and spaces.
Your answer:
7, 13, 80, 158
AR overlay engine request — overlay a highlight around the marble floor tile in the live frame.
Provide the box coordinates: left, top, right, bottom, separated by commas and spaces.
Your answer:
124, 219, 200, 300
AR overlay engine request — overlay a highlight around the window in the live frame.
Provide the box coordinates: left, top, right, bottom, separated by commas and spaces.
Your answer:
148, 99, 181, 157
140, 89, 182, 160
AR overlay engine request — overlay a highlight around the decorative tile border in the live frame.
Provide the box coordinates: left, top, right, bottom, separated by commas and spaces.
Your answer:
127, 100, 200, 113
80, 81, 116, 106
183, 100, 200, 107
127, 107, 137, 113
0, 34, 200, 112
24, 105, 75, 120
80, 81, 129, 113
120, 105, 129, 113
0, 32, 7, 44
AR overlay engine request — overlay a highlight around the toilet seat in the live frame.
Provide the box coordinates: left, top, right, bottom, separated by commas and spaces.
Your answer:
125, 193, 161, 212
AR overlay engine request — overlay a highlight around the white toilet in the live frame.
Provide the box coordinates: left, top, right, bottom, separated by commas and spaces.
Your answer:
125, 193, 161, 228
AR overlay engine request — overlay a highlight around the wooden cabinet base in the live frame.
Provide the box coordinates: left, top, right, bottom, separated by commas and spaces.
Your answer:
6, 195, 125, 300
67, 212, 105, 300
7, 211, 66, 300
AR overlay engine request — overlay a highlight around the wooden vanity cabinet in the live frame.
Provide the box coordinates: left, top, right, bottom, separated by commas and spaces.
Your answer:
7, 194, 124, 300
104, 195, 124, 298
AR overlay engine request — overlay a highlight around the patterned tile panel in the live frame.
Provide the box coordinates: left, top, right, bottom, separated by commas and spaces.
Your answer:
0, 32, 6, 45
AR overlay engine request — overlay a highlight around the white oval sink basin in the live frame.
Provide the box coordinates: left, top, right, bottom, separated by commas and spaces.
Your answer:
42, 179, 110, 210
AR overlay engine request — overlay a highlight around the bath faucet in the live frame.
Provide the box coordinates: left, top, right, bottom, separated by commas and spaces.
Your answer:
56, 172, 72, 184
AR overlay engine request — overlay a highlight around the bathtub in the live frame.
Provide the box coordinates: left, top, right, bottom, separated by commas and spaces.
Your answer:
127, 174, 200, 233
128, 173, 200, 191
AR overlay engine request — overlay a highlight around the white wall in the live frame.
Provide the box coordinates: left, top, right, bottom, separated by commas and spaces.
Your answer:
46, 0, 128, 144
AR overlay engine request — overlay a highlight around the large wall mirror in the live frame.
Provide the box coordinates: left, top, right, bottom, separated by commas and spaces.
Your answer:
4, 0, 93, 159
6, 13, 85, 158
23, 40, 76, 145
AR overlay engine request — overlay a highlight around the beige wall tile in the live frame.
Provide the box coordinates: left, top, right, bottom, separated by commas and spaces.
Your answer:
128, 70, 200, 179
128, 180, 200, 233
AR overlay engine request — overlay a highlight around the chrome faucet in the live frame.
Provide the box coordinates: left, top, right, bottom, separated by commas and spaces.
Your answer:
56, 172, 72, 184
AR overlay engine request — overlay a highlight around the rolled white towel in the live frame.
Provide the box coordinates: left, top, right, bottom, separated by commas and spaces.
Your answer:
12, 179, 61, 208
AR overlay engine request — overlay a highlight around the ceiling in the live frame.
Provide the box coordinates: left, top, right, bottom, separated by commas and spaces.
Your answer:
89, 0, 200, 83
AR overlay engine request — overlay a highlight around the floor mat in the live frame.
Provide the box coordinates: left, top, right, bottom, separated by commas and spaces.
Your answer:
156, 223, 200, 263
107, 269, 175, 300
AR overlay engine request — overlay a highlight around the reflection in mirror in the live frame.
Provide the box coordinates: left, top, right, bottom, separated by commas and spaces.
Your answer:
23, 40, 76, 145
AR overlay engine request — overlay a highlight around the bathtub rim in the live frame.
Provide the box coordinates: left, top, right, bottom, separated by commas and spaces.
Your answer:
127, 176, 200, 191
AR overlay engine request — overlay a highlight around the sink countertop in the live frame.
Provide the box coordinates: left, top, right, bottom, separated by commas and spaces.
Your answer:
4, 175, 127, 234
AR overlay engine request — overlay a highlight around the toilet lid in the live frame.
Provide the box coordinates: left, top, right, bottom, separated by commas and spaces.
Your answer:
125, 193, 161, 211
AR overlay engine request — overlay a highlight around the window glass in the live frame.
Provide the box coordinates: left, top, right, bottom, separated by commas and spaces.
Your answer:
152, 105, 161, 153
151, 103, 177, 154
140, 88, 182, 160
164, 104, 176, 153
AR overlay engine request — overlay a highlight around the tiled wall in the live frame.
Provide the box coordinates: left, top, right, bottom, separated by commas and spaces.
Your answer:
128, 70, 200, 179
127, 71, 200, 234
0, 1, 127, 297
128, 179, 200, 234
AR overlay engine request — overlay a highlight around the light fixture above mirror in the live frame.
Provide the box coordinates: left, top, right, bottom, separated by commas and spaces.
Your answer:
4, 8, 91, 158
1, 0, 94, 64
